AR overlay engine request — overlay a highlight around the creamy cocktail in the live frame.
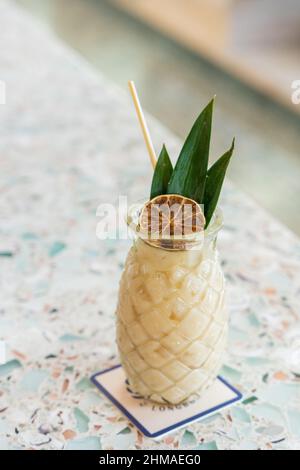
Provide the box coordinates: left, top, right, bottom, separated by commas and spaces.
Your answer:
116, 93, 234, 404
117, 208, 226, 404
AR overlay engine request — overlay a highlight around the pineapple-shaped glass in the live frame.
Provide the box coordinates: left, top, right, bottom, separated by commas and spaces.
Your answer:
116, 98, 234, 404
116, 205, 226, 404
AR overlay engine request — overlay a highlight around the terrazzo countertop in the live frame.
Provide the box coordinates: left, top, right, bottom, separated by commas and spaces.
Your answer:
1, 0, 300, 450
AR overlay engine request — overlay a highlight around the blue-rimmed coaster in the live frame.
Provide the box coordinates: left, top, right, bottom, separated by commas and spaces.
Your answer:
91, 365, 242, 438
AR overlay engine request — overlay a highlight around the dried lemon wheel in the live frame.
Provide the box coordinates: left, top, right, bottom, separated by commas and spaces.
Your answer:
138, 194, 205, 250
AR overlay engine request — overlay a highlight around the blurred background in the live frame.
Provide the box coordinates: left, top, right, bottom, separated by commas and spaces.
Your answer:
15, 0, 300, 234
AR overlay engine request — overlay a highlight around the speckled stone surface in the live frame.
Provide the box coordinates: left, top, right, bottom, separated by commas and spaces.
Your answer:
0, 0, 300, 450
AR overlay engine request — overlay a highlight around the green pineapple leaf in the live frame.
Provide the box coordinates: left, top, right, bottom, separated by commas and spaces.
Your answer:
150, 144, 173, 199
167, 98, 214, 202
203, 138, 235, 228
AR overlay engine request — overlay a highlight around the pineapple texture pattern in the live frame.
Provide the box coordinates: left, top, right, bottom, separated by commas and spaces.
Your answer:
116, 239, 227, 404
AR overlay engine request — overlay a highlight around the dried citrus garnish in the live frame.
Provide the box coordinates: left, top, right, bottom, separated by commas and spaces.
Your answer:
138, 194, 205, 250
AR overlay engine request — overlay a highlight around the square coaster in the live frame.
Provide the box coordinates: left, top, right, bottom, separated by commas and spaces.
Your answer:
91, 365, 242, 438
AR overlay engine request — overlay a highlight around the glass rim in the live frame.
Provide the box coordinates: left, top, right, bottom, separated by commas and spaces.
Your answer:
126, 198, 223, 249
